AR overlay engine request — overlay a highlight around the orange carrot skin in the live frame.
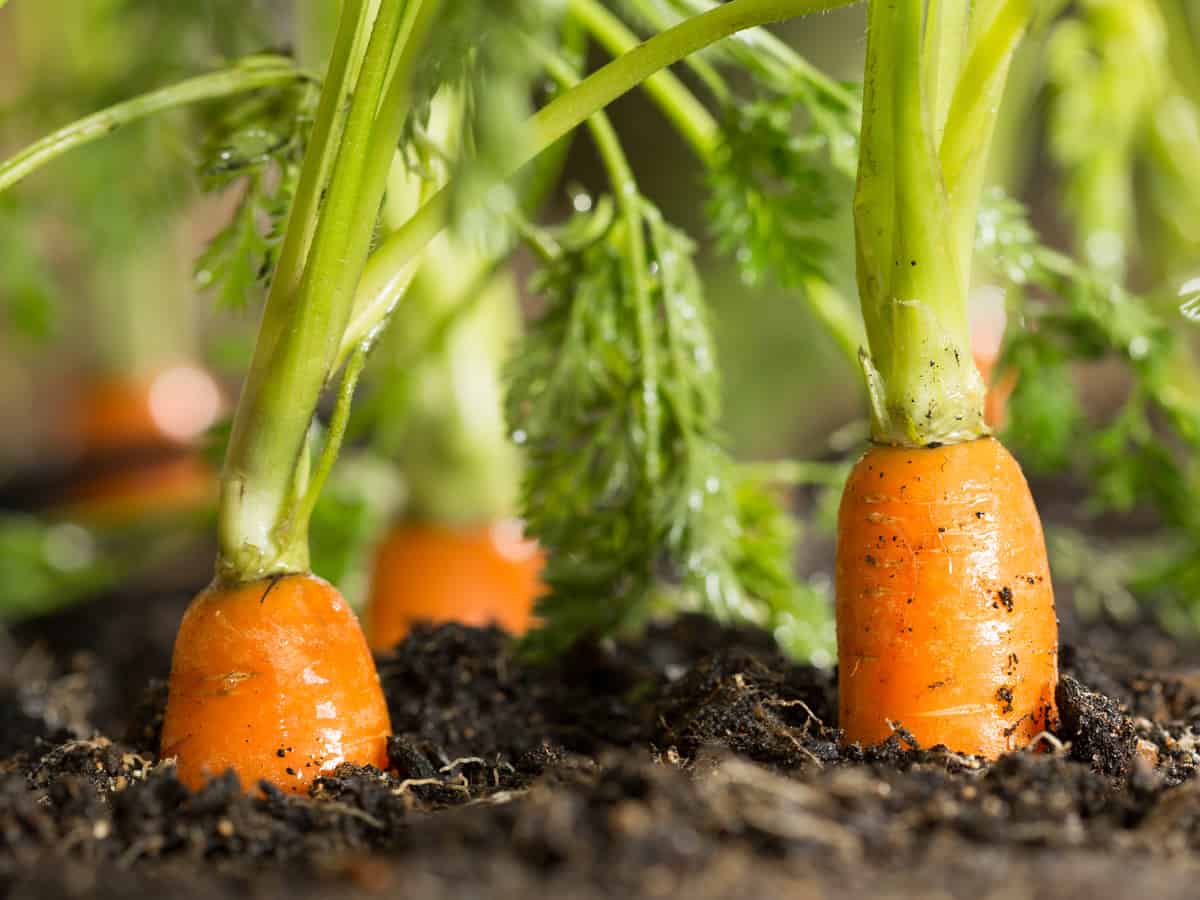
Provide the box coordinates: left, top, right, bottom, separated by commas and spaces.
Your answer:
836, 437, 1058, 757
161, 573, 391, 794
366, 521, 544, 652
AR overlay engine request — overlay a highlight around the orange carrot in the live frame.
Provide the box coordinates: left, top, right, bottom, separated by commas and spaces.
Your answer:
58, 365, 222, 521
71, 365, 223, 455
836, 438, 1058, 756
842, 0, 1056, 756
366, 519, 544, 651
160, 573, 391, 794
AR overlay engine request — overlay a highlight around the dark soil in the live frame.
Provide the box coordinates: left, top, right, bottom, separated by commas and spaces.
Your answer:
5, 584, 1200, 900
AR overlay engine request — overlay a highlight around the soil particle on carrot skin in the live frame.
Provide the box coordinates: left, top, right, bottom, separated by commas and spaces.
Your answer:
996, 686, 1015, 714
998, 586, 1014, 611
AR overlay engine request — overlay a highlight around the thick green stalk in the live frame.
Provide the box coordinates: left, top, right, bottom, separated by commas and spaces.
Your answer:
268, 0, 372, 305
0, 57, 307, 193
855, 0, 983, 446
923, 0, 968, 146
217, 0, 440, 581
337, 0, 861, 365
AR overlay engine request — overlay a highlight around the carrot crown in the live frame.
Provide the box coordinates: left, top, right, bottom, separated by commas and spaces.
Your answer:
855, 0, 1033, 447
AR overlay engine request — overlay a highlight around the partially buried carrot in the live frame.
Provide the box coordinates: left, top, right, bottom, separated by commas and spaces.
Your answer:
160, 573, 390, 793
840, 0, 1058, 756
366, 519, 544, 651
836, 439, 1058, 755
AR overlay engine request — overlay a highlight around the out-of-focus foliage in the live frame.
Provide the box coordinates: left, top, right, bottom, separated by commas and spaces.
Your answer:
0, 511, 213, 623
0, 198, 59, 344
407, 0, 565, 243
0, 517, 122, 621
0, 0, 278, 366
307, 452, 405, 604
980, 189, 1200, 623
194, 80, 318, 310
1047, 0, 1200, 284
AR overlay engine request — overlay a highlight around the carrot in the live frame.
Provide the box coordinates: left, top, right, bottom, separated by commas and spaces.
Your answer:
366, 520, 544, 651
58, 366, 222, 522
156, 0, 436, 795
841, 0, 1058, 755
836, 438, 1058, 755
160, 573, 390, 793
71, 365, 223, 455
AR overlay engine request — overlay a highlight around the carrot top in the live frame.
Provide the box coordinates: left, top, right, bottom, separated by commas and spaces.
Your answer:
855, 0, 1033, 447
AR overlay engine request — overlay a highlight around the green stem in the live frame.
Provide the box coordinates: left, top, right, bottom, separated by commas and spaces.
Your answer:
337, 0, 861, 365
1159, 0, 1200, 102
655, 0, 860, 109
923, 0, 969, 146
269, 0, 371, 305
567, 0, 720, 152
855, 0, 984, 447
217, 0, 440, 581
940, 0, 1031, 292
618, 0, 731, 102
293, 347, 368, 537
0, 56, 308, 193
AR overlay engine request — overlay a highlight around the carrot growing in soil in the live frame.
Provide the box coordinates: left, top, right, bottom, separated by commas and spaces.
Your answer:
359, 99, 545, 650
838, 0, 1059, 756
158, 0, 446, 791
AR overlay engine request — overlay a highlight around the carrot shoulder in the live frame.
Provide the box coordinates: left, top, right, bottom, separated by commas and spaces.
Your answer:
836, 438, 1058, 755
160, 573, 390, 793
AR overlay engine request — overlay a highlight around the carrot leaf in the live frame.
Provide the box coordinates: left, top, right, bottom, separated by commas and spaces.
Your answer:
193, 81, 316, 310
708, 82, 858, 289
508, 195, 808, 657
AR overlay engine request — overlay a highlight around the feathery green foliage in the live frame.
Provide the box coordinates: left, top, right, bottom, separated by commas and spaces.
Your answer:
708, 83, 859, 289
509, 195, 804, 655
626, 0, 861, 289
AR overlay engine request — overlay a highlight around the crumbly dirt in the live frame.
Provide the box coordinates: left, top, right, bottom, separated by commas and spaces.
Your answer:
5, 584, 1200, 900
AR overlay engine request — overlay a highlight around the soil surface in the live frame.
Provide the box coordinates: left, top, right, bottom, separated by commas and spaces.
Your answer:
4, 583, 1200, 900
